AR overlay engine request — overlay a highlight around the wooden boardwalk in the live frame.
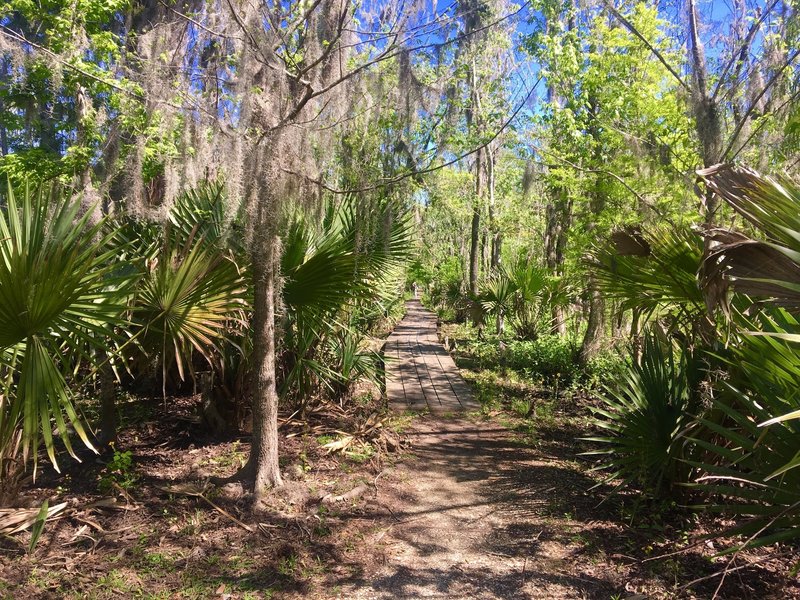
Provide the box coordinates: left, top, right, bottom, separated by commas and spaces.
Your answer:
384, 300, 479, 413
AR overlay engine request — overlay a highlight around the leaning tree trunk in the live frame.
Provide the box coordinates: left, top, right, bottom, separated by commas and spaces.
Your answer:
247, 195, 283, 496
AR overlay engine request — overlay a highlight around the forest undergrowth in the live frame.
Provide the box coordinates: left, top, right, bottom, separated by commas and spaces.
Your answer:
0, 317, 797, 599
440, 321, 800, 600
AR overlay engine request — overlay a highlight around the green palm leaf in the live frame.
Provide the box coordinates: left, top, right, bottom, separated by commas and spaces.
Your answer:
0, 181, 129, 474
584, 329, 700, 496
592, 226, 706, 330
279, 195, 411, 406
132, 238, 249, 384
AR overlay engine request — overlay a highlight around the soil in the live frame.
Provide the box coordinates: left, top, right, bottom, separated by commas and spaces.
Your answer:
0, 396, 797, 599
338, 413, 799, 600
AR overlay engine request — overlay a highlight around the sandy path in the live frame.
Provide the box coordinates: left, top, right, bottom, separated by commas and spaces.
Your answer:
339, 416, 617, 600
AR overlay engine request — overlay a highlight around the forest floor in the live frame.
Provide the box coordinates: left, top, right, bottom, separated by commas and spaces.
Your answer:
1, 330, 799, 598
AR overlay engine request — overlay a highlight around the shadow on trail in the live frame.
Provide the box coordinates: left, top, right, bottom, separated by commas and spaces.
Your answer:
346, 564, 615, 600
332, 416, 792, 600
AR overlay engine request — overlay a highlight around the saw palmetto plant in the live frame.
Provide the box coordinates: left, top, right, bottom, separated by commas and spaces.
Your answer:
123, 182, 250, 395
279, 195, 411, 408
0, 181, 131, 476
682, 165, 800, 550
685, 309, 800, 551
479, 273, 518, 336
478, 259, 569, 340
583, 328, 702, 497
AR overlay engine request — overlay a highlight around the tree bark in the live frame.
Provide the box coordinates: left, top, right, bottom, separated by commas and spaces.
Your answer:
98, 359, 117, 446
469, 148, 482, 297
487, 147, 501, 270
688, 0, 723, 225
467, 48, 484, 297
579, 96, 608, 361
0, 59, 8, 157
247, 193, 283, 496
580, 280, 605, 363
544, 185, 570, 335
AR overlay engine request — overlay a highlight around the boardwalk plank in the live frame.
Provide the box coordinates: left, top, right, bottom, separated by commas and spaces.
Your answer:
385, 300, 477, 413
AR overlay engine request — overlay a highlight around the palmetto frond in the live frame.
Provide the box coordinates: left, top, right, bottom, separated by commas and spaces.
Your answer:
699, 164, 800, 313
592, 226, 706, 328
169, 180, 245, 254
479, 274, 518, 317
0, 181, 131, 473
685, 310, 800, 549
283, 195, 410, 321
132, 237, 249, 383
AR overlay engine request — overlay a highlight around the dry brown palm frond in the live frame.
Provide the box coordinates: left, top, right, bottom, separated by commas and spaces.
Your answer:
698, 164, 800, 313
0, 501, 68, 537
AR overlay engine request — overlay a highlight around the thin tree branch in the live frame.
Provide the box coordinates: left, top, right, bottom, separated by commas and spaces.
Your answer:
274, 0, 532, 128
0, 26, 144, 101
722, 47, 800, 160
157, 0, 235, 40
601, 0, 690, 93
730, 86, 800, 162
281, 76, 540, 194
536, 146, 650, 208
711, 0, 781, 101
688, 0, 709, 98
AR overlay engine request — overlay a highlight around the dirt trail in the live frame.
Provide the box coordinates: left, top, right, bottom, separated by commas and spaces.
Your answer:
339, 416, 619, 600
339, 302, 619, 598
327, 303, 793, 599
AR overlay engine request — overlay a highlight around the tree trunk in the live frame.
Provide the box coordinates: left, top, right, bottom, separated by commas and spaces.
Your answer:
611, 303, 625, 340
467, 50, 484, 297
0, 60, 7, 156
580, 279, 605, 363
469, 148, 482, 297
579, 97, 608, 361
551, 306, 567, 336
487, 147, 502, 270
481, 231, 487, 273
491, 232, 502, 270
247, 198, 283, 496
98, 359, 117, 446
688, 0, 723, 227
544, 185, 570, 335
630, 307, 642, 363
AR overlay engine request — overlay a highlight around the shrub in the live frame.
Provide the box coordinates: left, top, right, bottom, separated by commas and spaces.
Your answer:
584, 330, 702, 497
583, 350, 629, 390
503, 336, 579, 383
0, 181, 131, 476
